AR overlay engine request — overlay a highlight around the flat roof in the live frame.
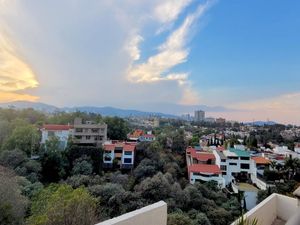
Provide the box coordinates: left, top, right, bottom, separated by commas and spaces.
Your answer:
228, 148, 250, 157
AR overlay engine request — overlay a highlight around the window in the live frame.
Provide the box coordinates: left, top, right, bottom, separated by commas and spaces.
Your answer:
86, 136, 91, 140
114, 149, 123, 154
222, 172, 227, 175
220, 165, 227, 171
228, 157, 238, 160
92, 128, 99, 133
229, 163, 237, 166
124, 158, 132, 164
75, 128, 83, 133
240, 163, 250, 169
221, 159, 226, 162
124, 151, 132, 155
240, 157, 250, 160
48, 131, 55, 137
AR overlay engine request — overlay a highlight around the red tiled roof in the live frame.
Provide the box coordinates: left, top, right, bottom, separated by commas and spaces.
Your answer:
188, 164, 221, 174
123, 144, 136, 151
252, 156, 270, 165
43, 124, 72, 131
143, 134, 155, 138
104, 144, 115, 151
186, 147, 215, 161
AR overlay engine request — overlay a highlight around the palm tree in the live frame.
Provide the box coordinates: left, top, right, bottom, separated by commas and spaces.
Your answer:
235, 216, 259, 225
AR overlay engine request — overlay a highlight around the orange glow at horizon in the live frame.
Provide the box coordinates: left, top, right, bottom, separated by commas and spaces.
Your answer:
0, 29, 39, 102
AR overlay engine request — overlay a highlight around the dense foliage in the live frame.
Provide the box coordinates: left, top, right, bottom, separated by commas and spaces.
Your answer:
0, 108, 299, 225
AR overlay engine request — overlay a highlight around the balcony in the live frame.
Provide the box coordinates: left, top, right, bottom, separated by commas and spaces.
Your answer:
231, 189, 300, 225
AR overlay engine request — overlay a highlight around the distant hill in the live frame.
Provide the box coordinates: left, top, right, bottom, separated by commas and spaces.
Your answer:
0, 101, 177, 118
0, 101, 59, 113
244, 121, 277, 126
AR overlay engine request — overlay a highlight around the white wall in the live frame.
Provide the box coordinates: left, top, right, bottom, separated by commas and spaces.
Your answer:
96, 201, 167, 225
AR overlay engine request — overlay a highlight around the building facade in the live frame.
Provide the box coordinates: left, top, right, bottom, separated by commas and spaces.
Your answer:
194, 110, 205, 122
72, 118, 107, 146
41, 124, 73, 149
186, 147, 225, 188
103, 142, 136, 169
213, 148, 256, 185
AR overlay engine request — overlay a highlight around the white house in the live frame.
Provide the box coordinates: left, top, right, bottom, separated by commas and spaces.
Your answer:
186, 147, 225, 188
103, 142, 136, 169
213, 148, 256, 185
41, 124, 73, 149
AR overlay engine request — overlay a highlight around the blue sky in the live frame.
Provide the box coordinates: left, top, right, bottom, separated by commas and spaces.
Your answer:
0, 0, 299, 124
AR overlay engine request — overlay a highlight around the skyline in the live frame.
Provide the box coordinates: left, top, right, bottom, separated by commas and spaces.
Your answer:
0, 0, 300, 124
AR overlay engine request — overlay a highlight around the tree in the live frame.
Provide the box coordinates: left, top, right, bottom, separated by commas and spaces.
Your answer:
104, 117, 129, 140
40, 148, 67, 183
71, 157, 93, 175
2, 124, 40, 156
27, 184, 98, 225
167, 213, 193, 225
0, 166, 28, 225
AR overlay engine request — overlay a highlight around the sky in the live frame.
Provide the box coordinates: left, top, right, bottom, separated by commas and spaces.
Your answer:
0, 0, 299, 124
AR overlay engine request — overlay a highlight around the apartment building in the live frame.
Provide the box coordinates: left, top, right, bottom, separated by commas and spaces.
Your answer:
103, 142, 136, 169
194, 110, 205, 122
72, 118, 107, 147
213, 148, 256, 185
41, 124, 73, 149
186, 147, 225, 188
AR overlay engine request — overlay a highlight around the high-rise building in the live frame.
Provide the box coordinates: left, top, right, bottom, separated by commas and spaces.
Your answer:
194, 110, 205, 122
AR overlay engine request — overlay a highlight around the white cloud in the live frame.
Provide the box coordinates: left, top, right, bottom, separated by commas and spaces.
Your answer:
126, 1, 212, 104
125, 34, 143, 61
154, 0, 192, 24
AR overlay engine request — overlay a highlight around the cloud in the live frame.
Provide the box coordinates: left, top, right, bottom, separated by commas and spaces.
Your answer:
126, 1, 212, 104
125, 34, 143, 61
154, 0, 192, 24
0, 29, 39, 102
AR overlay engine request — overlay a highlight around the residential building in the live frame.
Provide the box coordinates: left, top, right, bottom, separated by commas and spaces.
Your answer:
72, 118, 107, 147
138, 133, 156, 142
231, 187, 300, 225
186, 147, 225, 188
127, 129, 144, 141
294, 143, 300, 154
213, 148, 256, 185
194, 110, 205, 122
216, 117, 226, 124
41, 124, 73, 149
128, 129, 156, 142
103, 142, 136, 169
205, 117, 215, 123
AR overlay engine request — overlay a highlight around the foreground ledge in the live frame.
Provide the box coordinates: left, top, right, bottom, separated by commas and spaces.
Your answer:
96, 201, 167, 225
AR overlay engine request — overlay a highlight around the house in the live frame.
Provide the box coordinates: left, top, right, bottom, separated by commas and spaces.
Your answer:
41, 124, 73, 149
252, 156, 270, 176
127, 129, 144, 141
213, 148, 256, 185
294, 143, 300, 154
186, 147, 225, 188
103, 142, 136, 169
139, 134, 156, 142
72, 118, 107, 147
128, 129, 156, 142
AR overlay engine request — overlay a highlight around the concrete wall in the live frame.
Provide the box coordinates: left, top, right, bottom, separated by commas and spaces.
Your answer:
231, 194, 299, 225
96, 201, 167, 225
